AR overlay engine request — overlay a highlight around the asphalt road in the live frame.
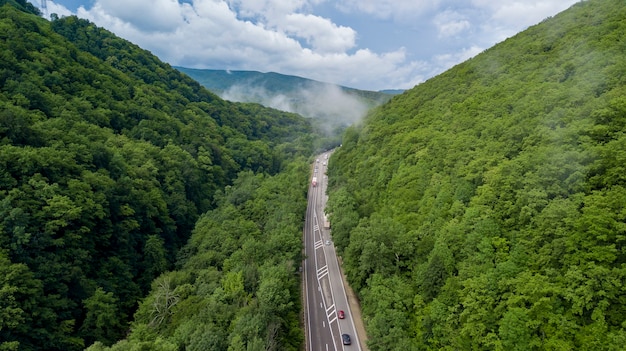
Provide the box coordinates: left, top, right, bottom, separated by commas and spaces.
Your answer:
303, 153, 361, 351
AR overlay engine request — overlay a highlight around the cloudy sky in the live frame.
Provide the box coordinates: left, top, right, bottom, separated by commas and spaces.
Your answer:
41, 0, 579, 91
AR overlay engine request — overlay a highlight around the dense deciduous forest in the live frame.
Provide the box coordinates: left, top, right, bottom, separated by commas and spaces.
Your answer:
0, 2, 312, 350
5, 0, 626, 350
327, 0, 626, 349
86, 166, 309, 351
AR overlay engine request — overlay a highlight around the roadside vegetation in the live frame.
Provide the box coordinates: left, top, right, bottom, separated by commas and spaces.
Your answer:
0, 2, 311, 350
327, 0, 626, 349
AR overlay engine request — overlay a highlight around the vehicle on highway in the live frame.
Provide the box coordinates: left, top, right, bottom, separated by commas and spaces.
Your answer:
342, 334, 351, 345
325, 240, 330, 246
338, 310, 345, 319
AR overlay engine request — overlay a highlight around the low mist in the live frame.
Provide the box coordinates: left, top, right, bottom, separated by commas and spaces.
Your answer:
220, 83, 370, 132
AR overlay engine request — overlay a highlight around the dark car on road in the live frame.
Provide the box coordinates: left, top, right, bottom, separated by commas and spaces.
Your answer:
342, 334, 351, 345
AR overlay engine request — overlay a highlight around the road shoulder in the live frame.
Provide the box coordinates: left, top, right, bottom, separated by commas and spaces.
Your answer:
337, 256, 369, 350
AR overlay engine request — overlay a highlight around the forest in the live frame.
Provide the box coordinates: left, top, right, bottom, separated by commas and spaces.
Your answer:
326, 0, 626, 349
0, 2, 314, 350
4, 0, 626, 350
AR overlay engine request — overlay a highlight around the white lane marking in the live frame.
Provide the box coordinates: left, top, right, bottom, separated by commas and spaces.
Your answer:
317, 266, 328, 279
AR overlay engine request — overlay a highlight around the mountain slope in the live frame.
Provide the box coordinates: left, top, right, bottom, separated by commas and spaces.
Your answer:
0, 0, 39, 14
0, 5, 312, 350
174, 67, 394, 103
173, 68, 316, 94
327, 0, 626, 349
175, 67, 394, 129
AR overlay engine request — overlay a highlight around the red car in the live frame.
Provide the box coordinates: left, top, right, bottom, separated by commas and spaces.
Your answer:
338, 310, 345, 319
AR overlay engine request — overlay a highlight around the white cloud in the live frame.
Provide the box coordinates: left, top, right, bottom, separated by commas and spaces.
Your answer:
469, 0, 579, 41
46, 2, 73, 18
281, 13, 356, 53
335, 0, 440, 21
434, 10, 471, 38
471, 0, 575, 23
227, 0, 307, 20
43, 0, 581, 90
92, 0, 185, 32
222, 1, 357, 53
72, 0, 416, 90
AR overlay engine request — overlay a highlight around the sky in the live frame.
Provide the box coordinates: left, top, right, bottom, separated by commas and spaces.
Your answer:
38, 0, 580, 91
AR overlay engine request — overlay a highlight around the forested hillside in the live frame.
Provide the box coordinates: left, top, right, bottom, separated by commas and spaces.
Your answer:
0, 2, 313, 350
327, 0, 626, 349
174, 67, 392, 109
87, 167, 309, 351
176, 67, 393, 148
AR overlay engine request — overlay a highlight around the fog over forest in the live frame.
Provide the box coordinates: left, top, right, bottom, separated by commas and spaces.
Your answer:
221, 83, 370, 129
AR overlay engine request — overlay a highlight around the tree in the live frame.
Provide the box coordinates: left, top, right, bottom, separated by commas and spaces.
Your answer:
81, 288, 124, 346
142, 235, 168, 286
0, 251, 33, 351
498, 308, 538, 351
149, 278, 180, 330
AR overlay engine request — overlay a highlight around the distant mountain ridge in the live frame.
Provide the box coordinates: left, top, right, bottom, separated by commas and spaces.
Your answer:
175, 67, 400, 127
174, 67, 402, 97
